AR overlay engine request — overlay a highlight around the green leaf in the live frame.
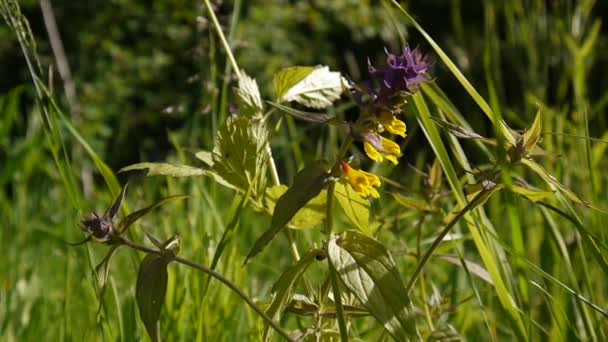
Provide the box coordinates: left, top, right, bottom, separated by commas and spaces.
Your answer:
267, 101, 332, 124
262, 249, 323, 341
194, 150, 214, 167
212, 115, 270, 197
136, 254, 170, 342
510, 184, 554, 203
328, 231, 419, 341
236, 72, 264, 117
264, 185, 325, 229
522, 159, 606, 212
392, 194, 436, 213
245, 162, 330, 264
521, 109, 542, 153
118, 195, 189, 233
120, 162, 205, 177
334, 181, 371, 235
274, 66, 346, 109
273, 66, 315, 100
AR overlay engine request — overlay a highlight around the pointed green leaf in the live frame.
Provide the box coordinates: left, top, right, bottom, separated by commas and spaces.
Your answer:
335, 181, 371, 235
245, 162, 330, 264
263, 249, 323, 341
120, 163, 205, 177
236, 72, 264, 117
273, 66, 315, 100
264, 185, 325, 229
136, 254, 170, 342
212, 115, 270, 197
193, 150, 214, 167
118, 195, 189, 233
521, 109, 542, 153
328, 231, 419, 341
511, 184, 554, 203
522, 159, 606, 212
267, 101, 332, 124
392, 194, 436, 213
274, 66, 346, 109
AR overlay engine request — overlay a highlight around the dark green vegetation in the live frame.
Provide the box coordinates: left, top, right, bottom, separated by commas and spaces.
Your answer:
2, 0, 608, 340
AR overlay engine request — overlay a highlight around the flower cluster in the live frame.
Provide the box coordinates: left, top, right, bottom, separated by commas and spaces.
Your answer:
342, 46, 429, 198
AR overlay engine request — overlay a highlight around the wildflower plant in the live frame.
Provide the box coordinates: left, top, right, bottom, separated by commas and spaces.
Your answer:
4, 0, 608, 340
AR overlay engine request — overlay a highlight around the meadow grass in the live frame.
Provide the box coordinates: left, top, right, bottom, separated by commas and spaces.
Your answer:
1, 0, 607, 340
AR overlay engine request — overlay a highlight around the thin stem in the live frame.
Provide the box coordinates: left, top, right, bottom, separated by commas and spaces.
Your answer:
405, 188, 492, 294
119, 237, 294, 342
325, 136, 353, 342
203, 0, 241, 80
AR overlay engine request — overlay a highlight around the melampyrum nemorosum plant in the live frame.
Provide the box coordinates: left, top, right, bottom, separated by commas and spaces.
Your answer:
3, 0, 607, 339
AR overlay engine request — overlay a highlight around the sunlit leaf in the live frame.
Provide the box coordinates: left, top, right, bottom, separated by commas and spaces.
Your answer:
120, 162, 205, 177
521, 109, 542, 153
194, 150, 214, 167
265, 185, 325, 229
236, 71, 264, 117
136, 254, 170, 342
262, 249, 323, 341
436, 255, 493, 285
335, 181, 371, 235
511, 184, 554, 203
274, 66, 346, 109
522, 159, 606, 212
328, 231, 419, 341
212, 115, 270, 197
245, 162, 330, 264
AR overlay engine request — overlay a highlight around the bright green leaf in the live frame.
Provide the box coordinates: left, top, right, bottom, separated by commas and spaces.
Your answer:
511, 184, 554, 203
136, 254, 170, 342
335, 181, 371, 235
236, 72, 264, 117
212, 115, 270, 197
245, 162, 330, 264
328, 231, 419, 341
120, 162, 205, 177
274, 66, 346, 109
521, 109, 542, 153
265, 185, 325, 229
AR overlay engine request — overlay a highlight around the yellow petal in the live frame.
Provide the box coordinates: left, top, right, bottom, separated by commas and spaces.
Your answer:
378, 111, 407, 137
341, 163, 381, 199
364, 141, 384, 163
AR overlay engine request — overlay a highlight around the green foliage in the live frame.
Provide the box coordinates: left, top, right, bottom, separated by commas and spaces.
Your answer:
328, 231, 419, 341
3, 0, 608, 341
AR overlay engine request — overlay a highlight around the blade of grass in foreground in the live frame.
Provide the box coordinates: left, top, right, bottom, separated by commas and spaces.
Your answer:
410, 93, 527, 339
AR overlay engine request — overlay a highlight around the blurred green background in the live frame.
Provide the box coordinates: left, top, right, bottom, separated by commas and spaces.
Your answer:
2, 0, 608, 340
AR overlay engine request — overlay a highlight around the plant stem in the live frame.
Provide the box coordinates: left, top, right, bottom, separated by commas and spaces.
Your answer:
203, 0, 241, 80
325, 136, 353, 342
118, 237, 295, 342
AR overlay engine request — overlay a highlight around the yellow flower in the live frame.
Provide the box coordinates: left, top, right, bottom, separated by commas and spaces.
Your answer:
341, 162, 381, 198
363, 133, 401, 165
377, 110, 407, 137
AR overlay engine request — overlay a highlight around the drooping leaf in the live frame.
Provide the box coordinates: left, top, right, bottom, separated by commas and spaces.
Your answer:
194, 150, 214, 167
334, 181, 371, 235
236, 72, 264, 117
120, 163, 205, 177
262, 249, 323, 341
245, 162, 330, 264
117, 195, 189, 233
328, 231, 419, 341
267, 101, 332, 124
510, 184, 554, 203
392, 193, 436, 213
522, 159, 606, 212
430, 117, 496, 145
212, 115, 270, 197
274, 66, 346, 109
264, 185, 325, 230
136, 254, 170, 342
